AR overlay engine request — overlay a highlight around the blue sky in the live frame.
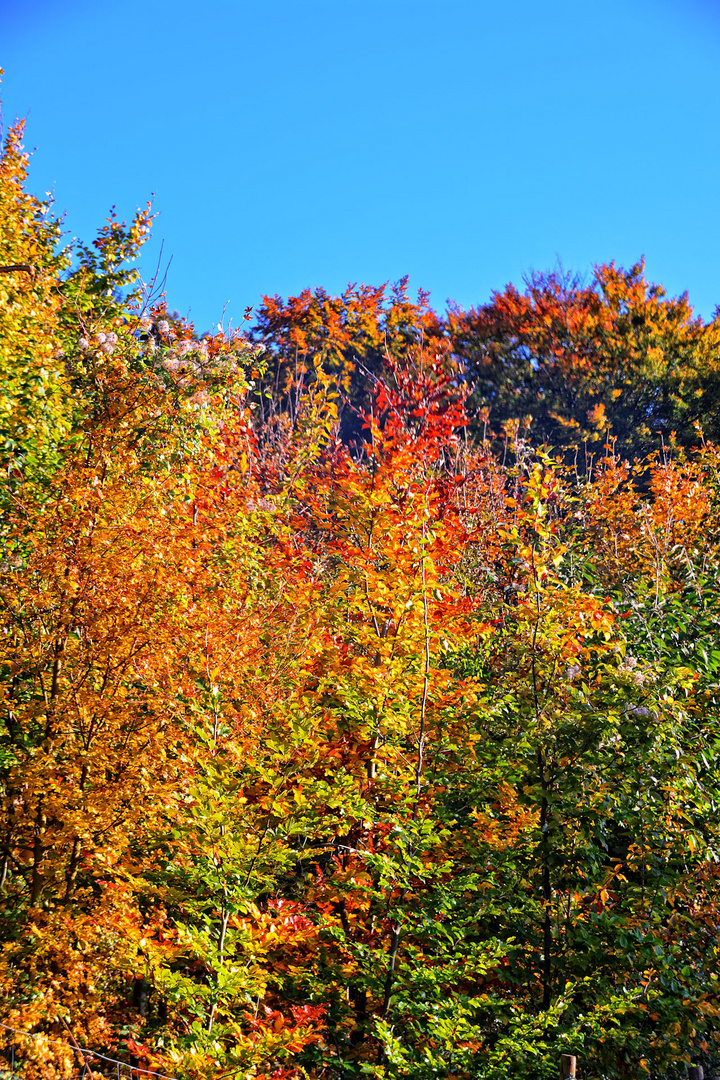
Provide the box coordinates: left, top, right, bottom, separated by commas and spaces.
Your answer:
2, 0, 719, 331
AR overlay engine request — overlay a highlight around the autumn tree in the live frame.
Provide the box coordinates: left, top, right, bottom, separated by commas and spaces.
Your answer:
251, 277, 447, 446
4, 84, 720, 1080
448, 260, 720, 461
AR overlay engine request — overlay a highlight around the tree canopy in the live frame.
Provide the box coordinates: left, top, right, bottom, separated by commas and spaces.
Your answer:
3, 106, 720, 1080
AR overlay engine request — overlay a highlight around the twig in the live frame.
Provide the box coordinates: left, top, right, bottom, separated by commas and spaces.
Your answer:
0, 263, 34, 275
59, 1018, 96, 1080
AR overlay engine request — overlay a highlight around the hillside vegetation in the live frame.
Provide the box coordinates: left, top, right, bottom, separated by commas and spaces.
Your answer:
3, 114, 720, 1080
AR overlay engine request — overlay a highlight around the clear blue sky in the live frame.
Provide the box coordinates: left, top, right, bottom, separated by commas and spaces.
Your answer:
2, 0, 719, 332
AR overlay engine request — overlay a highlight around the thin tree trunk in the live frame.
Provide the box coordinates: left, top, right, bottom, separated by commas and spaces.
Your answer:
64, 837, 81, 903
378, 515, 432, 1061
539, 750, 552, 1011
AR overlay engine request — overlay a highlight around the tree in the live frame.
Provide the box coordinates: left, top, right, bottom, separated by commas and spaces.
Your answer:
448, 261, 720, 461
251, 277, 446, 447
